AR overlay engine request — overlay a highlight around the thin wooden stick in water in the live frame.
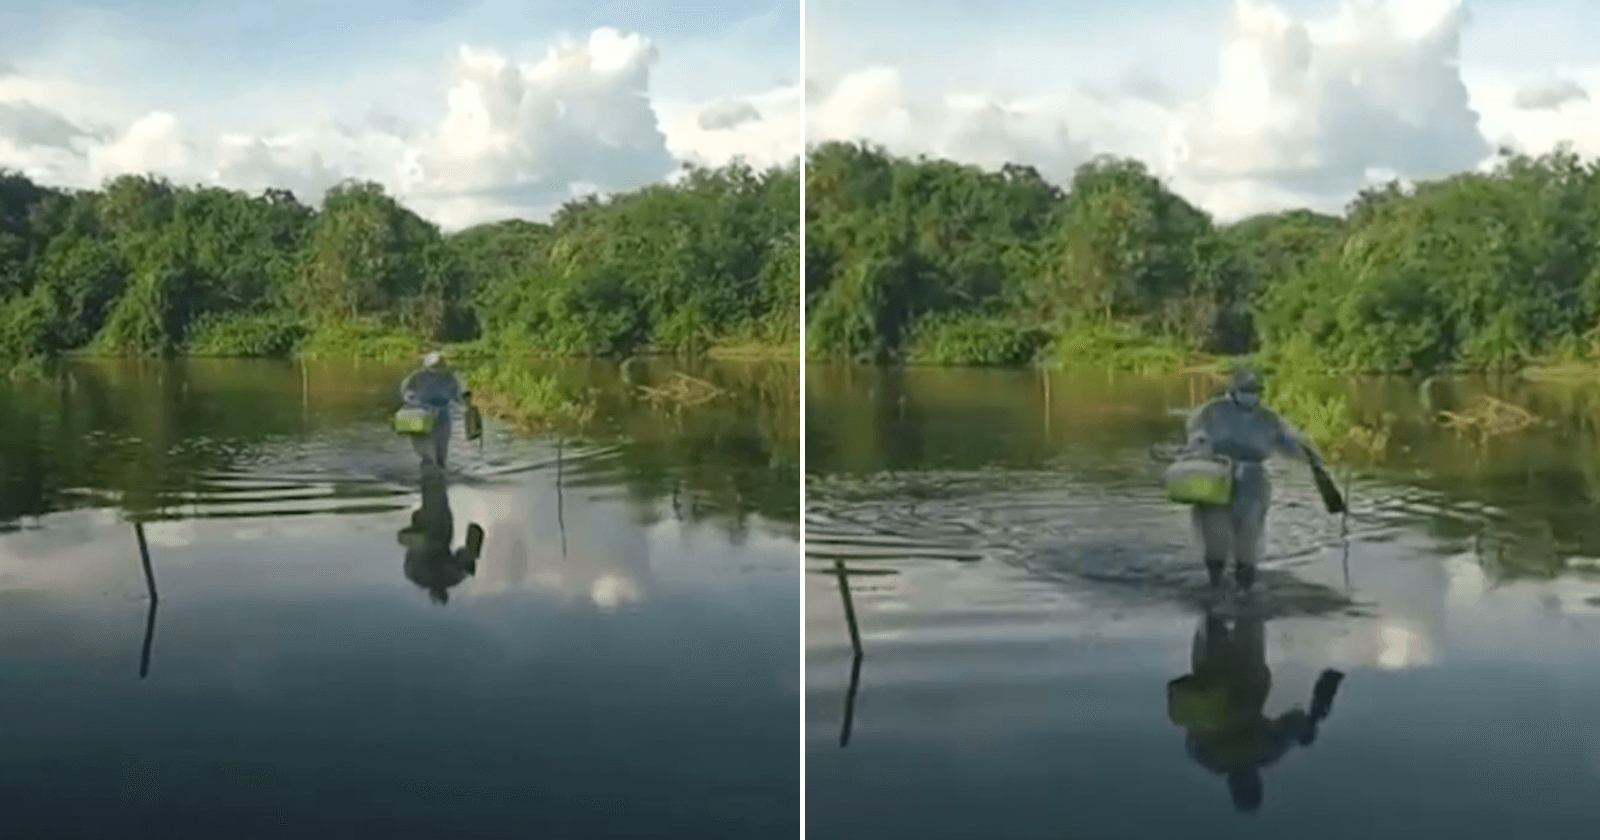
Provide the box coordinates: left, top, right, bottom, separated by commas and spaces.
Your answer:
833, 558, 865, 748
841, 649, 863, 748
135, 522, 159, 679
1310, 460, 1346, 514
1337, 465, 1353, 591
557, 438, 567, 558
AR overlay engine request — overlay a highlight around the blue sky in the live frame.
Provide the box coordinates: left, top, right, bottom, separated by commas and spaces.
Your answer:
0, 0, 800, 226
5, 0, 1597, 224
1, 0, 798, 93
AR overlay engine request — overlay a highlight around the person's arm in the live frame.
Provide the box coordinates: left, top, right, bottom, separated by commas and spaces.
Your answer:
1269, 708, 1316, 752
400, 370, 420, 404
1273, 413, 1325, 468
1184, 401, 1216, 454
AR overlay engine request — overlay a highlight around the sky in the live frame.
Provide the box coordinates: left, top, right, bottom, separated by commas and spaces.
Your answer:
0, 0, 801, 229
806, 0, 1600, 220
3, 1, 1595, 229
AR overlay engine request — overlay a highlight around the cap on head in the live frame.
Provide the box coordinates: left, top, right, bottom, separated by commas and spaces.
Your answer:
423, 351, 442, 368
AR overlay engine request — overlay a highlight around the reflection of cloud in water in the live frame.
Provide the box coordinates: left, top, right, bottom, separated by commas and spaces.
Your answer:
1321, 617, 1437, 671
1525, 575, 1600, 619
0, 508, 144, 594
1444, 553, 1491, 606
448, 473, 651, 611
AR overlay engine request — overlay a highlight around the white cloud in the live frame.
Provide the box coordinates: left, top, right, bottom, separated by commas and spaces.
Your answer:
805, 67, 1098, 185
211, 133, 342, 203
86, 111, 191, 183
807, 0, 1598, 221
0, 23, 798, 230
1471, 68, 1600, 162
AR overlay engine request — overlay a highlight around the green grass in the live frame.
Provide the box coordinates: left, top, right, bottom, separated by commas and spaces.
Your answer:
904, 315, 1052, 366
443, 339, 597, 431
185, 311, 309, 358
1045, 324, 1215, 374
708, 338, 800, 362
292, 318, 428, 363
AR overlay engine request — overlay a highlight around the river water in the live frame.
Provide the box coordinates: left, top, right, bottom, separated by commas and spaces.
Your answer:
805, 365, 1600, 840
0, 357, 799, 839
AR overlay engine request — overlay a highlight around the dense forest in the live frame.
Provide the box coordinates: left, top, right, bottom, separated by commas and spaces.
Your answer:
805, 140, 1600, 374
0, 161, 799, 370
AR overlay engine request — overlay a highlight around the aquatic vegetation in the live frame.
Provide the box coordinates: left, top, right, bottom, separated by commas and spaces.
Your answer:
450, 345, 597, 432
637, 372, 725, 408
1247, 365, 1388, 464
1438, 395, 1541, 438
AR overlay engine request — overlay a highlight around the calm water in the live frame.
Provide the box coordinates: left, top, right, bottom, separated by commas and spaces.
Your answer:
0, 357, 799, 839
805, 365, 1600, 840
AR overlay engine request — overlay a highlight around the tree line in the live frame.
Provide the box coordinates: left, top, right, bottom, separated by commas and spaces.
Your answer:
805, 140, 1600, 373
1, 160, 799, 370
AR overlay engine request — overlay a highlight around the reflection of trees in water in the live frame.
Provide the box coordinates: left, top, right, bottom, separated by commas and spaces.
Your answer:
0, 358, 380, 522
1355, 378, 1600, 581
595, 359, 799, 536
0, 357, 798, 540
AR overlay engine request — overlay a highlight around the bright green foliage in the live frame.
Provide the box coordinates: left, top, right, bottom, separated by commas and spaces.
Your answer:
185, 311, 308, 357
290, 180, 468, 341
905, 314, 1051, 366
805, 142, 1240, 364
806, 142, 1600, 374
0, 160, 799, 370
1259, 147, 1600, 373
470, 162, 800, 357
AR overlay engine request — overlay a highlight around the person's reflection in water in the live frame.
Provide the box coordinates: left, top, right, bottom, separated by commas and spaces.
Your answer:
397, 469, 484, 604
1167, 607, 1345, 814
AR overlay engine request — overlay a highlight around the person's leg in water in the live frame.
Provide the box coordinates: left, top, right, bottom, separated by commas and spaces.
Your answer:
432, 412, 451, 468
1231, 468, 1271, 593
411, 431, 437, 468
411, 407, 451, 469
1192, 504, 1233, 589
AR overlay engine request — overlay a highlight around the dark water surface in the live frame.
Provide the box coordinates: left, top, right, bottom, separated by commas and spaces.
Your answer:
0, 357, 799, 839
805, 365, 1600, 840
